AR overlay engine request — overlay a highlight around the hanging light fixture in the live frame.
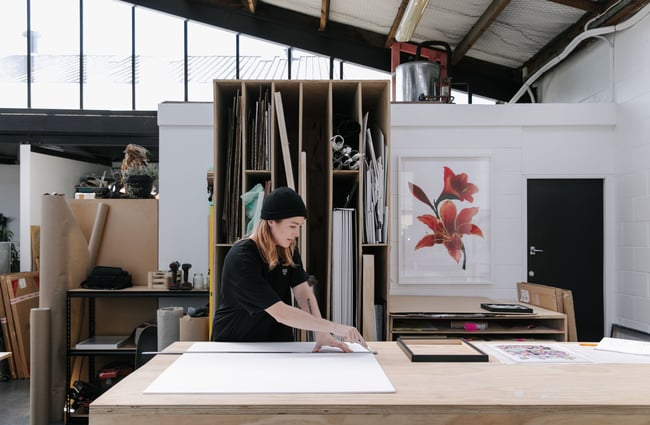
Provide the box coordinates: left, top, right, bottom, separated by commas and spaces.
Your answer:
395, 0, 430, 42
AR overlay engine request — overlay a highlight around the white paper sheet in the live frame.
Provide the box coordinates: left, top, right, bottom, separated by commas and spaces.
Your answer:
596, 337, 650, 356
187, 341, 369, 353
476, 342, 593, 364
144, 342, 394, 394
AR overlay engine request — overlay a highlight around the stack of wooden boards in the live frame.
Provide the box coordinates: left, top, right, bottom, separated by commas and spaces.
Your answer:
0, 272, 39, 379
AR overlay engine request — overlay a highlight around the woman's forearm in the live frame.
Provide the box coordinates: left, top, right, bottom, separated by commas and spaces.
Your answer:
266, 301, 342, 334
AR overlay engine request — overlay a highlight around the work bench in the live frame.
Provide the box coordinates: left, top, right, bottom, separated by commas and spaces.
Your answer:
89, 341, 650, 425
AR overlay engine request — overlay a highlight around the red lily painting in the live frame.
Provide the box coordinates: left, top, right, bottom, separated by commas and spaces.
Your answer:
409, 167, 483, 270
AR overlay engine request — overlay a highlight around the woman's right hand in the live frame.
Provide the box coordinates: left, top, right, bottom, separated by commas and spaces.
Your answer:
333, 324, 369, 349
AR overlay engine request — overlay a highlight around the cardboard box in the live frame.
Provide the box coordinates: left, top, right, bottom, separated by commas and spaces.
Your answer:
516, 282, 564, 312
67, 199, 158, 286
179, 315, 209, 341
517, 281, 577, 341
0, 272, 39, 378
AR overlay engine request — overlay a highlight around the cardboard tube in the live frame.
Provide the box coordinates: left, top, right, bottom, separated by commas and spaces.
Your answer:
157, 307, 184, 351
88, 202, 109, 270
40, 194, 89, 423
30, 308, 51, 425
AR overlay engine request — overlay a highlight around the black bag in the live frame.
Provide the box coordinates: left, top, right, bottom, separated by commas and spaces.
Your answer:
81, 266, 132, 290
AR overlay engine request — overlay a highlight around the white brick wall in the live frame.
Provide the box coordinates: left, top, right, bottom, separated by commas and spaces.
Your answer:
540, 6, 650, 332
389, 103, 616, 334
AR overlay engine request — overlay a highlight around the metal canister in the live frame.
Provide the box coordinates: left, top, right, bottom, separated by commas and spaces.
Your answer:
395, 41, 452, 102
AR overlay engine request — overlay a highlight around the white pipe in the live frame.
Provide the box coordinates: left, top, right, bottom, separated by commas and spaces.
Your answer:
508, 3, 650, 103
591, 35, 615, 102
526, 86, 536, 103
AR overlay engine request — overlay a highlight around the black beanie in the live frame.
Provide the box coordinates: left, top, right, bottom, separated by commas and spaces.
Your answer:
260, 187, 307, 220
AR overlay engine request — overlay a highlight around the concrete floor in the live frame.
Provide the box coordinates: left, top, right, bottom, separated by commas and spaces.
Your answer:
0, 379, 30, 425
0, 379, 65, 425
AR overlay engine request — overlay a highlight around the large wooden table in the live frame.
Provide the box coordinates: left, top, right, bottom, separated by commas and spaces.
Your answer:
89, 341, 650, 425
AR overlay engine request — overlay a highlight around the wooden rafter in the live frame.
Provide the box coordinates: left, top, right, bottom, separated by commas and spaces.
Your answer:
320, 0, 330, 31
523, 10, 596, 79
384, 0, 410, 48
452, 0, 511, 65
524, 0, 650, 79
242, 0, 256, 14
589, 0, 650, 27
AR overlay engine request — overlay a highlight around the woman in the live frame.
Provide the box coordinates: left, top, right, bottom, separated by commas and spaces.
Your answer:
211, 186, 367, 352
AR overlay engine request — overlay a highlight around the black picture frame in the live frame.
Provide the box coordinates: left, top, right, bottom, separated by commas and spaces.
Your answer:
610, 323, 650, 342
396, 337, 489, 362
480, 303, 533, 313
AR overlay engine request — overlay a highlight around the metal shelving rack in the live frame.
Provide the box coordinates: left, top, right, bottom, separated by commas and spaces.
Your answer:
65, 288, 208, 424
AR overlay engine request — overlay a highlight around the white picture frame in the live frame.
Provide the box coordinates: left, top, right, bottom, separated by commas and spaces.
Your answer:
398, 156, 492, 284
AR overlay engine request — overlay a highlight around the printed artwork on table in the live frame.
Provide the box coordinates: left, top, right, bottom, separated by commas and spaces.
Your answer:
494, 344, 591, 363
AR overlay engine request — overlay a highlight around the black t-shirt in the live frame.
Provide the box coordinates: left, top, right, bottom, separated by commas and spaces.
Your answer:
211, 238, 309, 342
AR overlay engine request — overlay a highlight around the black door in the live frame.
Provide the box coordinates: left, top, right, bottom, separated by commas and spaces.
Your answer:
527, 179, 604, 342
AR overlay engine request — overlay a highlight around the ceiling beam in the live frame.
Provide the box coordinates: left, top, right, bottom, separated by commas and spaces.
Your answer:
0, 109, 157, 139
589, 0, 650, 27
242, 0, 257, 14
544, 0, 605, 13
452, 0, 511, 65
320, 0, 330, 31
385, 0, 409, 48
187, 0, 242, 11
523, 10, 597, 79
0, 109, 159, 164
127, 0, 391, 71
524, 0, 649, 79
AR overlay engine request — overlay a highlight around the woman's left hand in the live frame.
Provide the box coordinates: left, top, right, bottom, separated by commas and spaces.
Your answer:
313, 332, 353, 353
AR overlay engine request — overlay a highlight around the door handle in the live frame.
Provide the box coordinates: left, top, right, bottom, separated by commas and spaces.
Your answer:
529, 245, 544, 255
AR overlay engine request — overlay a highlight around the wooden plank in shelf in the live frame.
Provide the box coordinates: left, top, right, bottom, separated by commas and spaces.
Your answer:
562, 290, 578, 342
274, 91, 295, 190
362, 254, 376, 340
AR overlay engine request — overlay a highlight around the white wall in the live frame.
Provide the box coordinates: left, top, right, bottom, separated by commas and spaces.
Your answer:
157, 102, 214, 279
19, 145, 110, 271
390, 104, 616, 323
538, 6, 650, 333
0, 164, 20, 244
158, 101, 618, 333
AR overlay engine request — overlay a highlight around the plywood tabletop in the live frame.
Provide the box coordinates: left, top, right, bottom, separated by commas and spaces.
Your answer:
88, 341, 650, 425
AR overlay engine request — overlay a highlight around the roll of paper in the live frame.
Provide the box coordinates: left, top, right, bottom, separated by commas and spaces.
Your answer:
40, 194, 89, 423
179, 315, 209, 341
157, 307, 184, 351
87, 202, 109, 270
30, 308, 51, 425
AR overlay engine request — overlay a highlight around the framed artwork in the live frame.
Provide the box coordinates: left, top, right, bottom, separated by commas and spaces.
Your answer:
480, 303, 533, 314
397, 338, 489, 362
398, 156, 491, 284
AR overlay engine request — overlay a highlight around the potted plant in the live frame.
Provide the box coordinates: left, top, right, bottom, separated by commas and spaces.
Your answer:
122, 163, 158, 198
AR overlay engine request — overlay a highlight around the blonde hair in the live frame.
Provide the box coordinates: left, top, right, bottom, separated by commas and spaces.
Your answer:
254, 219, 296, 269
